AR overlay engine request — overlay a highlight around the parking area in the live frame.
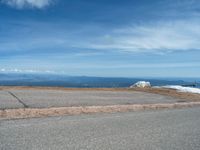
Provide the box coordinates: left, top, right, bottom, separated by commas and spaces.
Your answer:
0, 88, 181, 109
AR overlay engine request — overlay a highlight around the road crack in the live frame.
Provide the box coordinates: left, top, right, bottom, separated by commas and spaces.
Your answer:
7, 91, 29, 108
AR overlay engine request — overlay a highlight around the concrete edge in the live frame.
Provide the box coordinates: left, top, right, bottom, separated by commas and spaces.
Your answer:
1, 102, 200, 120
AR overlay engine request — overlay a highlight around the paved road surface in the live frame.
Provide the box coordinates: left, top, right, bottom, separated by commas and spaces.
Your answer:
1, 107, 200, 150
0, 89, 181, 109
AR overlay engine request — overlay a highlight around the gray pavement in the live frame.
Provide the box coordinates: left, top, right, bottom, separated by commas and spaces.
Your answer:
0, 91, 24, 109
0, 89, 181, 109
0, 107, 200, 150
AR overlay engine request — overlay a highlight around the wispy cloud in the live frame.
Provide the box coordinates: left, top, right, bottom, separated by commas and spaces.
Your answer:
1, 0, 52, 9
80, 20, 200, 53
2, 19, 200, 55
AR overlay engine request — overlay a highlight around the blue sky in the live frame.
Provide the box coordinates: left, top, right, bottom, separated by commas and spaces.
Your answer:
0, 0, 200, 77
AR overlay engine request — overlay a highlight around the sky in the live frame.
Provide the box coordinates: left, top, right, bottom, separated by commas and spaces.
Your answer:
0, 0, 200, 77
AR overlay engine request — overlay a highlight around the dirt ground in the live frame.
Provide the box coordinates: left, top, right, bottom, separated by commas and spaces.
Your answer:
1, 102, 200, 119
132, 87, 200, 102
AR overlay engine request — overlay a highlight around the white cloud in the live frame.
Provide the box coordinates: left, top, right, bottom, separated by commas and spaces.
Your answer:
1, 0, 52, 9
0, 68, 55, 73
0, 68, 6, 72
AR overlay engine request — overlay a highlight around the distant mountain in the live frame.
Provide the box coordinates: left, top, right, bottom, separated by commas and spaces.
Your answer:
0, 73, 198, 88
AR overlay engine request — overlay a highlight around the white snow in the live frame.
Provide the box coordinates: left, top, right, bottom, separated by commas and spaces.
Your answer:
162, 85, 200, 94
130, 81, 151, 88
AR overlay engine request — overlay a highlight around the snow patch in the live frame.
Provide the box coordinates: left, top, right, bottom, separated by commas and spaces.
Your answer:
130, 81, 151, 88
162, 85, 200, 94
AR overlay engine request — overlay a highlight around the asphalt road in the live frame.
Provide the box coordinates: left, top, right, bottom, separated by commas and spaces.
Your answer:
0, 89, 180, 109
1, 107, 200, 150
0, 91, 24, 109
